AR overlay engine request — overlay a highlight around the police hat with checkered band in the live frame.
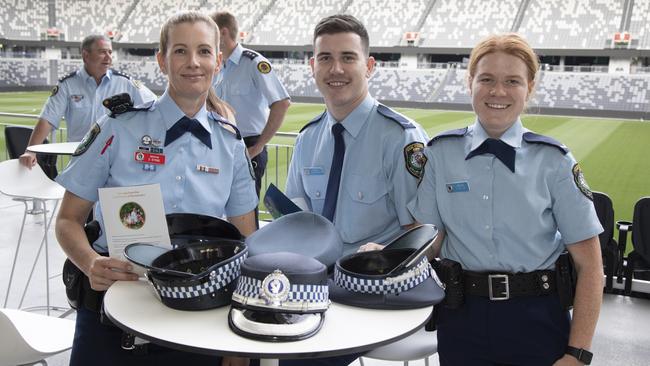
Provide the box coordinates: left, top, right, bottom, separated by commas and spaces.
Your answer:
245, 211, 343, 268
329, 225, 445, 309
124, 214, 246, 311
229, 252, 329, 341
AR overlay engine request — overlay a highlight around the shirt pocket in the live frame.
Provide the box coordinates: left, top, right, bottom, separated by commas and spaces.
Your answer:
231, 81, 251, 96
341, 173, 391, 241
70, 95, 89, 109
302, 173, 327, 214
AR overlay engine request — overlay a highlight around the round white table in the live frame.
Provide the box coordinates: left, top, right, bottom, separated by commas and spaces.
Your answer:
104, 280, 434, 366
26, 142, 79, 156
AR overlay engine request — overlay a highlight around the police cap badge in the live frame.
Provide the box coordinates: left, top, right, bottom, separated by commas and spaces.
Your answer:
229, 252, 329, 341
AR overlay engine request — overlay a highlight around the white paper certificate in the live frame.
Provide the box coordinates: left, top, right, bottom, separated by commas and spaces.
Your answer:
98, 183, 172, 260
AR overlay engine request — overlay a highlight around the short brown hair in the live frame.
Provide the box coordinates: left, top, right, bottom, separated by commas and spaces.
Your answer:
313, 14, 370, 56
211, 11, 238, 41
468, 33, 539, 83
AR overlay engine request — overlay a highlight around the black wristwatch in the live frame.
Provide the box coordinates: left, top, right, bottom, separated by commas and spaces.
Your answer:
566, 346, 593, 365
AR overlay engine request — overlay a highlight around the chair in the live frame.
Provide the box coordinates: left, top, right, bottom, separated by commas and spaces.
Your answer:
358, 327, 438, 366
0, 159, 66, 315
4, 125, 58, 179
0, 308, 75, 365
624, 197, 650, 295
592, 191, 618, 292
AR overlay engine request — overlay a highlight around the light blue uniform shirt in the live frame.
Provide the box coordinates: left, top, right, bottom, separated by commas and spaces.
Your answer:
41, 68, 156, 142
408, 120, 603, 272
212, 44, 289, 137
56, 90, 258, 251
286, 95, 429, 255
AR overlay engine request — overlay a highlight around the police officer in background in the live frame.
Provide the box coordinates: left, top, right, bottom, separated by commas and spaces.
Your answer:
406, 34, 603, 365
19, 34, 156, 169
211, 11, 291, 225
285, 14, 428, 259
55, 12, 256, 366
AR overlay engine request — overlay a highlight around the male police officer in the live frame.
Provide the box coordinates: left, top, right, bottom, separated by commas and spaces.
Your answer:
285, 14, 428, 260
19, 34, 155, 168
211, 11, 291, 224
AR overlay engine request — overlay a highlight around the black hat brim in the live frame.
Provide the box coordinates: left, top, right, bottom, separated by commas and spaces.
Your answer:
328, 276, 445, 310
228, 307, 324, 342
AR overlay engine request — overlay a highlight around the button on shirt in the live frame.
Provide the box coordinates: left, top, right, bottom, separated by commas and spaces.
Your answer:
408, 120, 603, 272
212, 44, 289, 137
56, 89, 257, 251
41, 68, 156, 142
286, 95, 429, 255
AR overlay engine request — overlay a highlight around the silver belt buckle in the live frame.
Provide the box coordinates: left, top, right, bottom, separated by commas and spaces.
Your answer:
488, 274, 510, 300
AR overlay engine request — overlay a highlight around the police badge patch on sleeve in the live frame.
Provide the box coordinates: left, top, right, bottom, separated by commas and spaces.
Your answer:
50, 85, 59, 97
72, 123, 101, 156
404, 142, 427, 179
257, 61, 272, 74
572, 163, 593, 201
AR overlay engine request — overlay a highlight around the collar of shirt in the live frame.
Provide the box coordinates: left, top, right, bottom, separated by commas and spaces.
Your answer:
79, 67, 111, 84
226, 43, 244, 67
325, 94, 375, 139
157, 89, 212, 135
469, 118, 524, 152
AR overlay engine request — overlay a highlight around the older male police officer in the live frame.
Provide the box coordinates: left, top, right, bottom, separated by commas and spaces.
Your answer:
285, 14, 428, 260
19, 34, 155, 168
211, 11, 291, 224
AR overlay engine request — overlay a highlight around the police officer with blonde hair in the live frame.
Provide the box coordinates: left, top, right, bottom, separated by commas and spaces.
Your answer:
55, 12, 256, 366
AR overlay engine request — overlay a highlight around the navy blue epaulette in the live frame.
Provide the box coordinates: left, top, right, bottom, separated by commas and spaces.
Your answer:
110, 69, 131, 79
242, 50, 259, 60
523, 132, 569, 155
58, 70, 77, 83
299, 111, 327, 133
427, 127, 468, 146
377, 104, 415, 129
209, 111, 242, 139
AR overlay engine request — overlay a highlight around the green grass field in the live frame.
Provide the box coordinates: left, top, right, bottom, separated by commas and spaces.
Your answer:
1, 91, 649, 227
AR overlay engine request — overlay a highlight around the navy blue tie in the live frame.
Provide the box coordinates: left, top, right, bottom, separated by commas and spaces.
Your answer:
164, 116, 212, 149
322, 123, 346, 222
465, 138, 516, 172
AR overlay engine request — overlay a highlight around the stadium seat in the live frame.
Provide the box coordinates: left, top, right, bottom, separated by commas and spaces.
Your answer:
592, 191, 619, 293
624, 197, 650, 295
4, 125, 58, 179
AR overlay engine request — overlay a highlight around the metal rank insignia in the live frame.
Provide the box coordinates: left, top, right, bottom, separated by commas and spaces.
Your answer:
196, 164, 219, 174
141, 135, 152, 145
260, 269, 290, 305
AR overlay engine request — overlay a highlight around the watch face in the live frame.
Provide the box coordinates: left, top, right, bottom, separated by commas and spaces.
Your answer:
567, 346, 593, 364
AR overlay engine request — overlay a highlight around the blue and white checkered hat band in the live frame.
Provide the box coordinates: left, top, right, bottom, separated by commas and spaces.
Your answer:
335, 256, 432, 295
153, 253, 247, 299
232, 275, 329, 312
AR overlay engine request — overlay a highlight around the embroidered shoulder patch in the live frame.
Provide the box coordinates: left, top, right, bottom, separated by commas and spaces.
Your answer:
257, 60, 272, 74
73, 123, 101, 156
404, 142, 427, 179
50, 85, 59, 97
132, 79, 142, 89
572, 163, 593, 201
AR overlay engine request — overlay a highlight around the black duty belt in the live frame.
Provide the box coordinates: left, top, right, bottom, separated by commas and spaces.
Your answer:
243, 135, 261, 148
463, 270, 556, 300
